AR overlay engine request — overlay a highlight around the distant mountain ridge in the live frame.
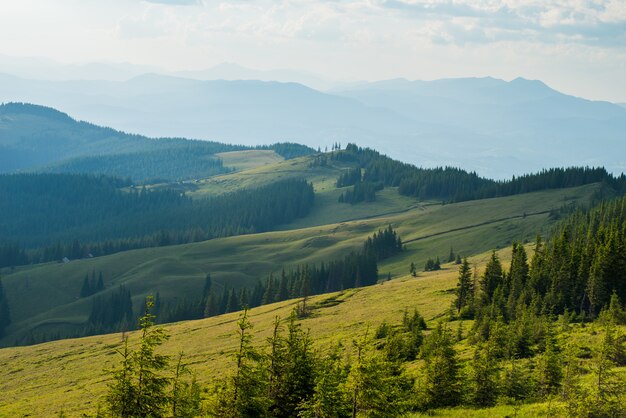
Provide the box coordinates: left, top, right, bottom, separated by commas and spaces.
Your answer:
1, 74, 625, 178
0, 102, 314, 181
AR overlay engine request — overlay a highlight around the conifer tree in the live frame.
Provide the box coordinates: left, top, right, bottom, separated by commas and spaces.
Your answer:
202, 274, 212, 303
455, 258, 474, 317
0, 277, 11, 338
535, 325, 563, 399
420, 322, 461, 408
211, 308, 268, 417
480, 251, 503, 305
170, 352, 202, 418
347, 327, 413, 417
105, 296, 171, 417
299, 345, 351, 418
469, 342, 500, 407
80, 274, 92, 298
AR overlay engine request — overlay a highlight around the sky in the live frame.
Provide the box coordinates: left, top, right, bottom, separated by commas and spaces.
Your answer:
1, 0, 625, 101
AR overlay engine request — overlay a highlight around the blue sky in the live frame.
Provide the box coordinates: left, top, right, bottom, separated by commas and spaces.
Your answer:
1, 0, 625, 101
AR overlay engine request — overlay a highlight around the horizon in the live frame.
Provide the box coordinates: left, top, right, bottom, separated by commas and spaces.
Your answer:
1, 0, 625, 102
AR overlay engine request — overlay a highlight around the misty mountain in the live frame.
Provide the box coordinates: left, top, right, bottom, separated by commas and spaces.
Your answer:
0, 103, 312, 181
1, 74, 625, 178
172, 62, 338, 91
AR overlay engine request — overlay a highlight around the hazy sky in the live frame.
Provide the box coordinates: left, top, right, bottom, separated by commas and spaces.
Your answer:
1, 0, 625, 101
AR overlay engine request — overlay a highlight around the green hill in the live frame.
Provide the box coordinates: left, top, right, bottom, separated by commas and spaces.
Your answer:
0, 247, 503, 416
0, 102, 313, 181
0, 182, 603, 346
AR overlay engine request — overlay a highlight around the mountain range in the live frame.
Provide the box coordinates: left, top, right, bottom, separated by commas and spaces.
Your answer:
0, 69, 625, 178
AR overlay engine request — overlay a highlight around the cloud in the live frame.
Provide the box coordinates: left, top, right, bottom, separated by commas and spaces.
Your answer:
142, 0, 201, 5
378, 0, 626, 47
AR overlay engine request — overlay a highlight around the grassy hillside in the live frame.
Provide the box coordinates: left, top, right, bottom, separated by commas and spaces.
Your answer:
3, 246, 618, 417
0, 183, 602, 346
0, 248, 501, 416
216, 149, 284, 171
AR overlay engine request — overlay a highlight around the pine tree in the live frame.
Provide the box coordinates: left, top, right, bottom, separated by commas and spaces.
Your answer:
0, 277, 11, 338
469, 342, 500, 407
299, 345, 350, 418
480, 251, 503, 305
105, 295, 171, 417
535, 325, 563, 399
80, 274, 92, 298
454, 258, 474, 317
96, 272, 104, 292
170, 352, 202, 418
347, 328, 413, 417
409, 262, 417, 277
202, 274, 212, 303
269, 312, 317, 417
420, 322, 462, 408
211, 308, 268, 417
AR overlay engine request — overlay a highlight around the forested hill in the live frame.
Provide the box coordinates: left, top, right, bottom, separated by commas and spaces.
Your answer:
0, 102, 314, 181
0, 173, 315, 265
334, 144, 626, 203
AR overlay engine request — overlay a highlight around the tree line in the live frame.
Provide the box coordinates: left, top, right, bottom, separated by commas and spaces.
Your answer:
0, 175, 315, 267
98, 289, 626, 417
334, 143, 626, 203
159, 226, 402, 325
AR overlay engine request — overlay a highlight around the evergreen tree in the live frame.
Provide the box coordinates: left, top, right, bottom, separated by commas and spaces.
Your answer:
347, 328, 413, 417
105, 295, 171, 417
454, 258, 474, 317
80, 274, 92, 298
0, 277, 11, 339
211, 308, 268, 417
535, 325, 563, 399
420, 322, 462, 408
269, 312, 316, 417
480, 251, 503, 305
202, 274, 212, 303
299, 345, 351, 418
469, 342, 500, 407
170, 353, 202, 418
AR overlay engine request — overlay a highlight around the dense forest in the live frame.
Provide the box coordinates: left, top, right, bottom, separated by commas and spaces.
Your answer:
335, 144, 626, 203
0, 174, 315, 266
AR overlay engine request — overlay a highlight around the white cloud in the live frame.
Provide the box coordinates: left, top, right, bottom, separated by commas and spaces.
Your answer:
0, 0, 625, 101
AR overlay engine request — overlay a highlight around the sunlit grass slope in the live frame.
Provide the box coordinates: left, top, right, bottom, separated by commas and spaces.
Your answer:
0, 183, 601, 346
0, 248, 509, 417
215, 149, 284, 172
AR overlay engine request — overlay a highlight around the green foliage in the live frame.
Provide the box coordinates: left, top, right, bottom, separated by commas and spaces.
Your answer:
105, 295, 199, 417
420, 322, 462, 409
210, 308, 269, 417
347, 329, 414, 417
423, 257, 441, 272
336, 167, 362, 188
0, 175, 315, 264
0, 277, 11, 339
468, 342, 500, 407
87, 285, 134, 335
454, 258, 475, 317
298, 346, 351, 418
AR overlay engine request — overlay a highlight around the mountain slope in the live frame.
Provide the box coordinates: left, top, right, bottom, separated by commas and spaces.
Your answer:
3, 75, 626, 178
0, 246, 512, 417
0, 182, 603, 347
0, 103, 314, 181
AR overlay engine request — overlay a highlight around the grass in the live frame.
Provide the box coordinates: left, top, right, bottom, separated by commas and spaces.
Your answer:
0, 247, 497, 417
0, 243, 621, 416
0, 183, 602, 346
215, 149, 284, 171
